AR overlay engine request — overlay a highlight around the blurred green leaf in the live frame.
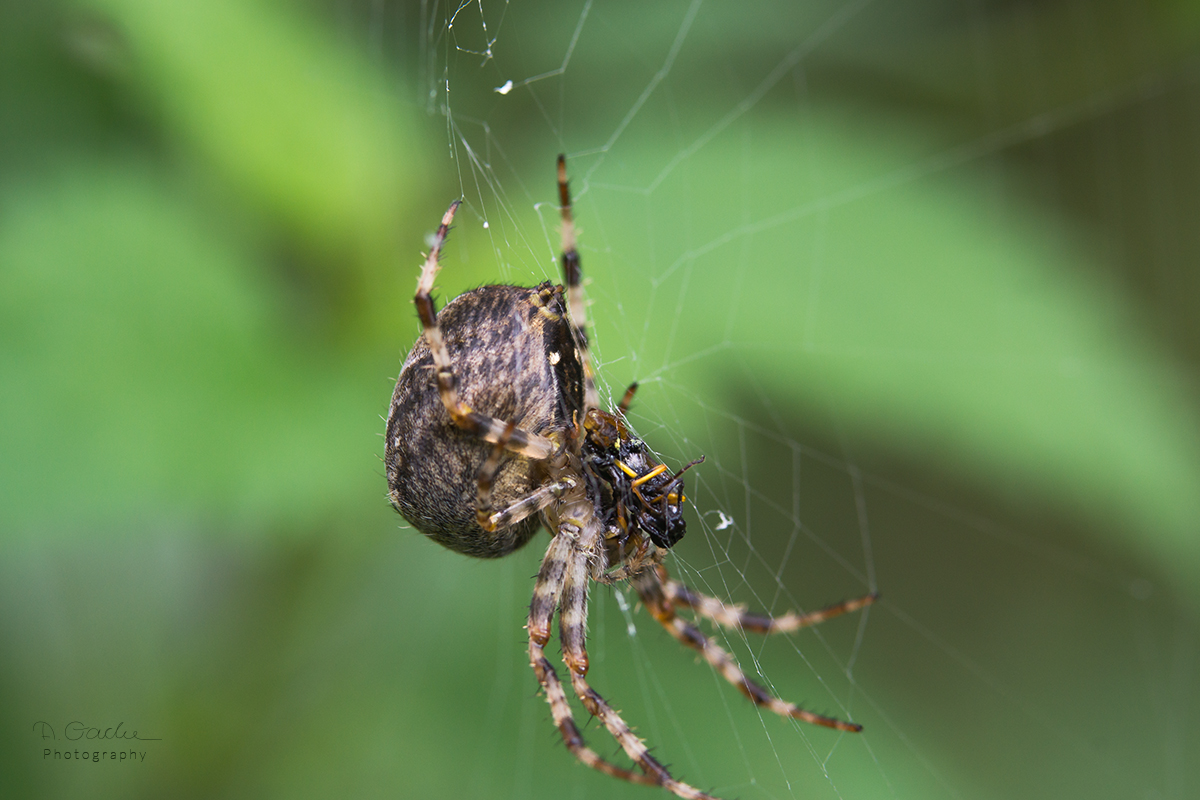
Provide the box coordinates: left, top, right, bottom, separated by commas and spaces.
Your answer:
568, 107, 1200, 606
0, 162, 387, 535
73, 0, 428, 337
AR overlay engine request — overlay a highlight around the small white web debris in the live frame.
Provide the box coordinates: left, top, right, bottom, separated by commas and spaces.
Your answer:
494, 80, 513, 95
613, 589, 638, 638
482, 220, 489, 229
714, 511, 734, 531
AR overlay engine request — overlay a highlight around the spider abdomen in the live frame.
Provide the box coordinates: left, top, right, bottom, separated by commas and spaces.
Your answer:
386, 283, 583, 558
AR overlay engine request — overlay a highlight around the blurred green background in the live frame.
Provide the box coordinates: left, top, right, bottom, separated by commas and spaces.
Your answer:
3, 1, 1199, 798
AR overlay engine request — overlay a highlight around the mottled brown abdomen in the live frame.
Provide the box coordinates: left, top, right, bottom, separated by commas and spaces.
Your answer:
385, 283, 583, 558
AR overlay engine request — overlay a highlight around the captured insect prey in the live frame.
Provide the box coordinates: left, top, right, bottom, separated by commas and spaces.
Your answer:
384, 156, 878, 800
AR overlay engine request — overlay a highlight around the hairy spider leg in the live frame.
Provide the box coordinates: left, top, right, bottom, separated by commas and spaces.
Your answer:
632, 567, 866, 733
527, 534, 657, 788
413, 200, 554, 460
557, 523, 720, 800
475, 426, 575, 532
659, 565, 879, 634
557, 155, 600, 413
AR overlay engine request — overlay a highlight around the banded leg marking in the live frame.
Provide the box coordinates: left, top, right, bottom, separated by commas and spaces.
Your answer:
617, 381, 638, 417
558, 525, 593, 678
475, 424, 571, 531
527, 534, 655, 786
529, 640, 657, 787
659, 565, 879, 634
528, 534, 572, 646
413, 200, 554, 460
476, 477, 575, 533
559, 528, 719, 800
634, 569, 865, 733
556, 155, 599, 412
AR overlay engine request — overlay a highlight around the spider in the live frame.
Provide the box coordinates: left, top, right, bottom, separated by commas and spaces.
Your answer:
385, 156, 877, 800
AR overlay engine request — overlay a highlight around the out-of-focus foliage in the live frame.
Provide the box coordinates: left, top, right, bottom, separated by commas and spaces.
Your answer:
2, 1, 1198, 800
1, 0, 426, 535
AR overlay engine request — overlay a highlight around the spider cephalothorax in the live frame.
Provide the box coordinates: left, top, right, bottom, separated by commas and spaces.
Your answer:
385, 156, 877, 800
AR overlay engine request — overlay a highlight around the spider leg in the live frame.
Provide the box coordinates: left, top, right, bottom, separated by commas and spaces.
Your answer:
414, 200, 554, 460
556, 155, 600, 412
595, 533, 664, 584
558, 525, 719, 800
658, 565, 879, 634
527, 534, 657, 787
632, 568, 865, 733
476, 428, 575, 532
617, 381, 639, 417
478, 477, 576, 533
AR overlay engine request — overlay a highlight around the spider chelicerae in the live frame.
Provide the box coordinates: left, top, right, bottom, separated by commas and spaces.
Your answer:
385, 156, 877, 800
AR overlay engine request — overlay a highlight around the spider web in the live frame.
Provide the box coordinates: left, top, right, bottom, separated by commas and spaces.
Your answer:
390, 2, 1200, 799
